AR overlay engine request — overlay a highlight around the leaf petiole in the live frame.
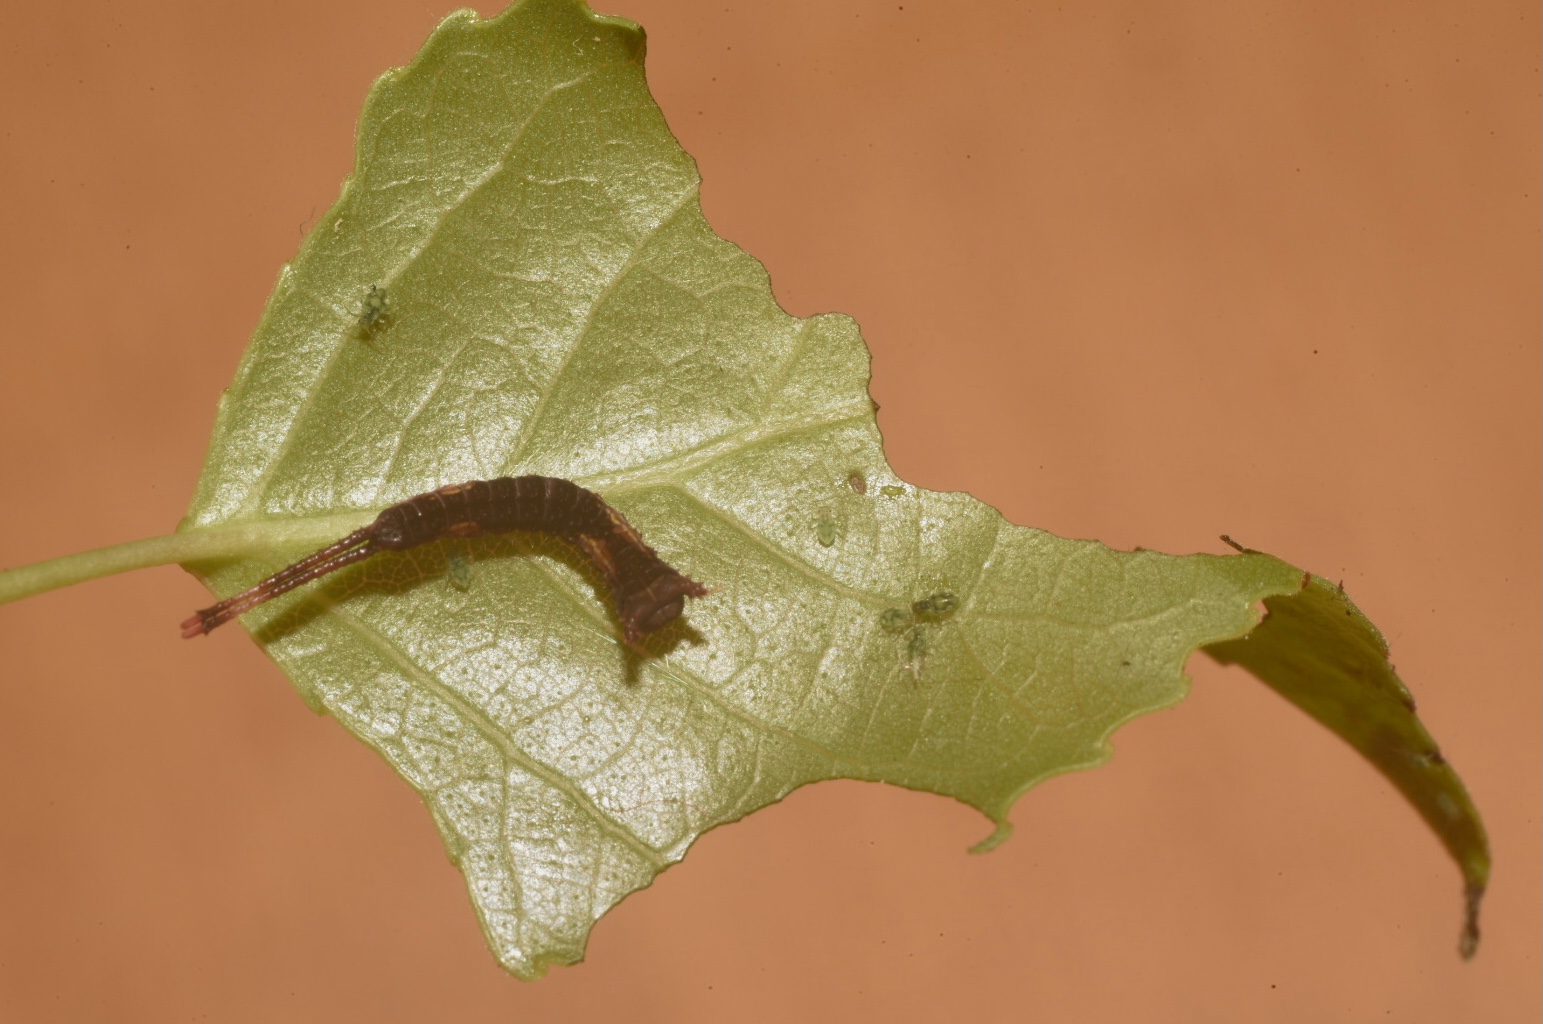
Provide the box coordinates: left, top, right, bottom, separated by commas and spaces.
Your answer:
0, 511, 372, 606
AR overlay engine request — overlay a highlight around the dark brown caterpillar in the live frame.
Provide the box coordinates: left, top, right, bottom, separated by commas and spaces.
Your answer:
181, 476, 707, 643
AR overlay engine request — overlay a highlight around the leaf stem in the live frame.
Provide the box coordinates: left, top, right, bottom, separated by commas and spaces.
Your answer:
0, 512, 373, 606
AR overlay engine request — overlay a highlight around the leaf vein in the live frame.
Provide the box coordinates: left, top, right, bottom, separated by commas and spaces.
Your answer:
325, 603, 669, 869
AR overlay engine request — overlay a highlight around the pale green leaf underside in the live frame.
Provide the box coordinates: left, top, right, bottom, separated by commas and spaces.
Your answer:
181, 0, 1485, 977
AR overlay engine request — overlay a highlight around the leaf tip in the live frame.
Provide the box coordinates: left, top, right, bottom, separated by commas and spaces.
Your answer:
1459, 882, 1485, 961
968, 820, 1014, 855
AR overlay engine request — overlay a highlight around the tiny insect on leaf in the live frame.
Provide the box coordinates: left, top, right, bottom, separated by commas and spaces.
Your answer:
912, 591, 959, 621
359, 284, 388, 328
815, 516, 837, 546
447, 552, 473, 590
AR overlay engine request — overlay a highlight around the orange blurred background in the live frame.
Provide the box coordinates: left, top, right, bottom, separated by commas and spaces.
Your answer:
0, 1, 1536, 1020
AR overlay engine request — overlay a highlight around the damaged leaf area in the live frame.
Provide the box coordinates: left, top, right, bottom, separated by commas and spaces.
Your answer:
176, 0, 1487, 977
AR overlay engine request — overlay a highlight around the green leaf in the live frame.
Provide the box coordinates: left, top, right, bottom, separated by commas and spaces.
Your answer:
177, 0, 1487, 978
1203, 571, 1490, 958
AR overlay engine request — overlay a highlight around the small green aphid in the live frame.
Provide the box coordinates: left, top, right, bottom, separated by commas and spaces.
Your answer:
879, 607, 912, 632
816, 516, 838, 547
911, 591, 959, 621
447, 552, 473, 591
358, 284, 389, 333
880, 485, 905, 497
906, 627, 930, 682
